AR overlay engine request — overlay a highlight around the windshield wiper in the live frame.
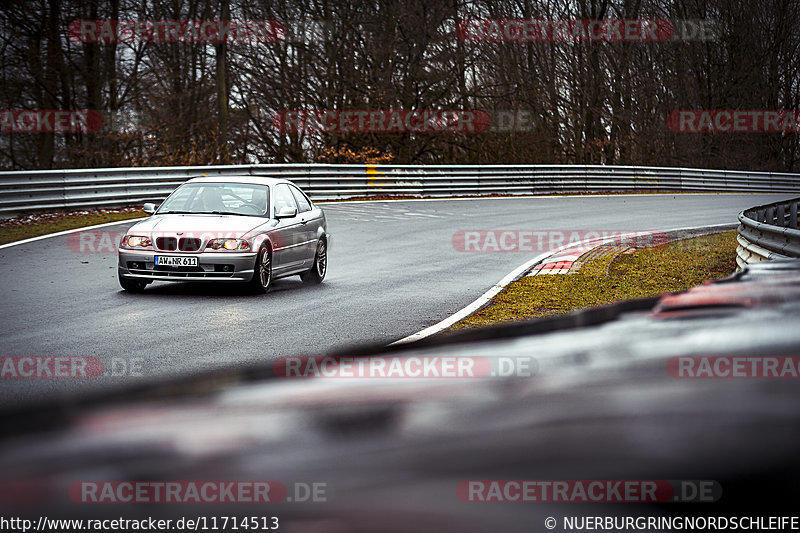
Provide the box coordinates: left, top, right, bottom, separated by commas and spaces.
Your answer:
159, 210, 260, 216
208, 211, 260, 217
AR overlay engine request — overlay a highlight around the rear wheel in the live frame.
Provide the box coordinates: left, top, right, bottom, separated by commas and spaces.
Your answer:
250, 245, 273, 293
119, 277, 147, 292
300, 239, 327, 284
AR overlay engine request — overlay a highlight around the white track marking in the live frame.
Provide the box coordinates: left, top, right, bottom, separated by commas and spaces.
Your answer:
0, 217, 146, 250
390, 223, 736, 345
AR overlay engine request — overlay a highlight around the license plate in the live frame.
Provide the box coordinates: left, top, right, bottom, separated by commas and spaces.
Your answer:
154, 255, 198, 267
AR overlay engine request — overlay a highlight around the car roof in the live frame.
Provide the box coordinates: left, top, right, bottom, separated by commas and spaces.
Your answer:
184, 175, 294, 187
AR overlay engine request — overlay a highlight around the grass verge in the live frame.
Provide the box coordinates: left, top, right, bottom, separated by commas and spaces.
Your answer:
452, 230, 738, 330
0, 209, 146, 246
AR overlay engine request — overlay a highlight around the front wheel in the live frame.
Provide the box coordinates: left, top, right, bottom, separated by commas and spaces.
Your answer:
300, 239, 327, 284
250, 245, 273, 293
119, 277, 148, 292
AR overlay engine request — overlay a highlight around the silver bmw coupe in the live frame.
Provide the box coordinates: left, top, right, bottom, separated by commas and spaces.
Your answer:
117, 176, 329, 293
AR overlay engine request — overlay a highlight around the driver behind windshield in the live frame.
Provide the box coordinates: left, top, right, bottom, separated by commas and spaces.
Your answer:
198, 186, 225, 212
250, 187, 268, 215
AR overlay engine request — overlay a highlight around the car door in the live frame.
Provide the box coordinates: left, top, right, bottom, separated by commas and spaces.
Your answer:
270, 184, 305, 271
289, 184, 320, 265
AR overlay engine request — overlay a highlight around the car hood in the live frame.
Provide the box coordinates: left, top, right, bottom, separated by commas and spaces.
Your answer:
128, 213, 271, 238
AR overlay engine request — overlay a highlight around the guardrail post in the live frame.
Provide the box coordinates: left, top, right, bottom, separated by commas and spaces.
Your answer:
777, 204, 786, 228
791, 201, 798, 230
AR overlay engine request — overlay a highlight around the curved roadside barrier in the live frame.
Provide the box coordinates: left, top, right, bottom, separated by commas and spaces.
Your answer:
1, 163, 800, 216
736, 197, 800, 269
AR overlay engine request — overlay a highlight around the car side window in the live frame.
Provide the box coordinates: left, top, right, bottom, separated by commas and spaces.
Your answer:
289, 185, 312, 213
273, 184, 299, 215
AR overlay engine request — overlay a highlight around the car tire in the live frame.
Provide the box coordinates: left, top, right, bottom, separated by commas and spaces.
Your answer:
119, 277, 148, 292
250, 245, 273, 293
300, 239, 327, 284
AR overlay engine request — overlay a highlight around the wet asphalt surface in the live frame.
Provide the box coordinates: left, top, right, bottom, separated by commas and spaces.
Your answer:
0, 193, 793, 408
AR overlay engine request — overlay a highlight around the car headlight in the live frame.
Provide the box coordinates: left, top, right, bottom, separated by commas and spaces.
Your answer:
206, 238, 251, 251
121, 235, 152, 249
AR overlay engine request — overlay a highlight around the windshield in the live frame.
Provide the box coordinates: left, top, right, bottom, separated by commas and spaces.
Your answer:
157, 183, 269, 216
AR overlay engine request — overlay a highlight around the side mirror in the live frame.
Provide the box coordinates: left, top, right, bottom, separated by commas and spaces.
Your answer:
143, 203, 158, 214
275, 206, 298, 219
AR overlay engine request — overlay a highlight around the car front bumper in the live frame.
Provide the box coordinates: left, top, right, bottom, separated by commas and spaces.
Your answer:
118, 249, 257, 282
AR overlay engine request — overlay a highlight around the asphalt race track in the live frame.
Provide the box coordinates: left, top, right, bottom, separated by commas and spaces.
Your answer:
0, 193, 794, 408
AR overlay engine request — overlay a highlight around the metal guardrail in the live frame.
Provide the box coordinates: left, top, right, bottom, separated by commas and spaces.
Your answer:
736, 197, 800, 269
1, 163, 800, 217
